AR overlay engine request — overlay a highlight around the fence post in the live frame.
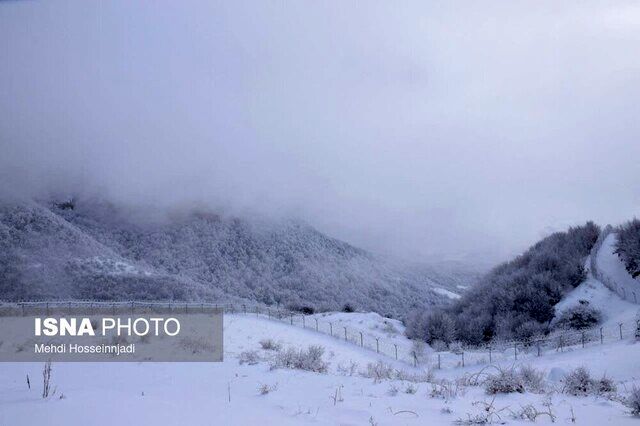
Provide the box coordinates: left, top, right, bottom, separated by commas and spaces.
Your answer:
619, 323, 623, 340
461, 351, 464, 368
438, 353, 441, 369
394, 344, 398, 360
185, 303, 188, 314
559, 335, 564, 352
600, 327, 604, 344
315, 318, 318, 331
488, 345, 492, 363
290, 314, 293, 325
514, 343, 517, 360
581, 331, 585, 348
536, 341, 541, 357
302, 316, 305, 328
359, 332, 363, 347
343, 327, 347, 341
375, 338, 379, 353
268, 308, 271, 319
243, 304, 246, 315
330, 322, 333, 337
413, 352, 417, 367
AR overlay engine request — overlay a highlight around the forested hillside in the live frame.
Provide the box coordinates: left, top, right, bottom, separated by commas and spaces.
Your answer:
407, 222, 600, 344
614, 219, 640, 278
0, 200, 216, 302
0, 198, 472, 318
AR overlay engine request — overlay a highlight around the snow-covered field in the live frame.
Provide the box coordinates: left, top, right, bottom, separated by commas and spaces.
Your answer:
1, 311, 639, 425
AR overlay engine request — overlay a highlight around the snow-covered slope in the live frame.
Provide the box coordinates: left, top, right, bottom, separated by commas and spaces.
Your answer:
0, 200, 215, 301
432, 287, 462, 299
595, 233, 640, 304
307, 311, 413, 357
554, 276, 639, 328
1, 313, 639, 425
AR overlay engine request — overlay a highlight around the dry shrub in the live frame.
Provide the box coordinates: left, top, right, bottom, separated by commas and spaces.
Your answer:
430, 379, 465, 400
562, 367, 593, 396
360, 361, 433, 384
559, 367, 618, 397
594, 376, 617, 394
337, 360, 359, 376
626, 387, 640, 416
387, 384, 399, 396
363, 361, 395, 383
258, 383, 278, 395
259, 338, 282, 351
238, 350, 261, 365
518, 365, 546, 393
404, 383, 419, 394
270, 345, 328, 373
484, 368, 525, 395
396, 368, 434, 383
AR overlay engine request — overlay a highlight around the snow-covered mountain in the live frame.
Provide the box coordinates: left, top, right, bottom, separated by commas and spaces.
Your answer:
0, 198, 475, 317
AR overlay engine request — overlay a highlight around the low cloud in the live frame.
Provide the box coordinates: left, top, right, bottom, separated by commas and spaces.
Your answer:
1, 0, 639, 264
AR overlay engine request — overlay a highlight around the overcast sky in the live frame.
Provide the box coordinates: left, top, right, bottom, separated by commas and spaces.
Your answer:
1, 1, 639, 265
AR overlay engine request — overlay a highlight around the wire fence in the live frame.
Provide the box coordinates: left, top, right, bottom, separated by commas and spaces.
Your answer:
2, 300, 639, 371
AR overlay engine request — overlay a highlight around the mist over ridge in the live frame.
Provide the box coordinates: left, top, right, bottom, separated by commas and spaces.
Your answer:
0, 196, 482, 318
2, 1, 640, 266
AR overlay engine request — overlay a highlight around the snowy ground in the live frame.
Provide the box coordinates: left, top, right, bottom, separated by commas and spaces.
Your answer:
1, 313, 639, 425
554, 277, 639, 328
306, 311, 413, 359
595, 233, 640, 304
432, 288, 462, 300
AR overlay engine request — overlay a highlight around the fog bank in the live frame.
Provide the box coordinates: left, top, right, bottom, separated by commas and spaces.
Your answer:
2, 1, 639, 264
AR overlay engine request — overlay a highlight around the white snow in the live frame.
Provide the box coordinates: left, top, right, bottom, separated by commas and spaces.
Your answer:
432, 287, 462, 299
1, 313, 639, 425
596, 233, 640, 303
307, 311, 410, 351
226, 313, 411, 372
554, 277, 639, 328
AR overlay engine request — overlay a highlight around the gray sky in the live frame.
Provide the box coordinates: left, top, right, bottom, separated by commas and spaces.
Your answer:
1, 0, 639, 265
